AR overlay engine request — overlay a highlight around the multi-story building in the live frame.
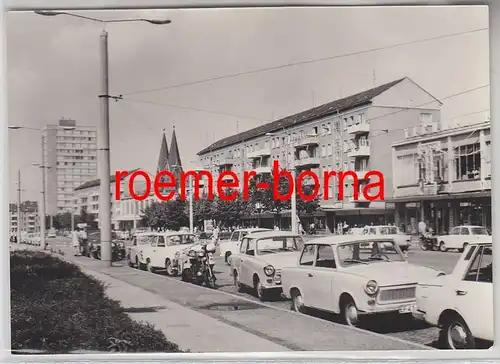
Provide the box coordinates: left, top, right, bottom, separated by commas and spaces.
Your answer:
390, 120, 491, 235
9, 201, 40, 234
197, 77, 442, 233
44, 118, 98, 215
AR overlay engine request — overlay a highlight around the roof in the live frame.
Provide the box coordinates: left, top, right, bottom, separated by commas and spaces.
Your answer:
74, 168, 140, 191
304, 235, 398, 245
168, 127, 182, 169
245, 230, 301, 239
198, 77, 406, 155
157, 132, 170, 173
235, 228, 272, 233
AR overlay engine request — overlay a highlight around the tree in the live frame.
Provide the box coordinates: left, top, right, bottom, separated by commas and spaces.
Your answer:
191, 198, 214, 229
296, 184, 320, 217
211, 188, 248, 228
79, 207, 95, 225
247, 173, 291, 224
141, 200, 189, 231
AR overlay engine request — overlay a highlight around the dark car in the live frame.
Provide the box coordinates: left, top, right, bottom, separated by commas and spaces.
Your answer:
87, 230, 125, 261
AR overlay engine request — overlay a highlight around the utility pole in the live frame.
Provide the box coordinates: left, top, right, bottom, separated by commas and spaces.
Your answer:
189, 175, 194, 233
17, 169, 21, 244
40, 136, 47, 250
98, 29, 112, 266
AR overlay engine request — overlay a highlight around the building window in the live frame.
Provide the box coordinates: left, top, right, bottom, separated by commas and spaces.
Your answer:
420, 113, 433, 124
454, 143, 481, 180
327, 144, 333, 156
396, 154, 419, 186
359, 113, 365, 123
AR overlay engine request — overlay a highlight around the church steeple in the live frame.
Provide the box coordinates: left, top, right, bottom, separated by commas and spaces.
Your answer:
157, 130, 170, 173
168, 126, 182, 170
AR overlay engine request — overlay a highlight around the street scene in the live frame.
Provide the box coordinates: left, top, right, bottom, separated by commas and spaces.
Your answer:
8, 5, 492, 354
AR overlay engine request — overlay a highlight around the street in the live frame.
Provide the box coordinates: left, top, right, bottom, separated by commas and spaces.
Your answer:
45, 236, 461, 349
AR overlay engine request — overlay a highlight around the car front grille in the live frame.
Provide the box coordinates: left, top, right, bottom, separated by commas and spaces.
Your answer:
378, 286, 416, 302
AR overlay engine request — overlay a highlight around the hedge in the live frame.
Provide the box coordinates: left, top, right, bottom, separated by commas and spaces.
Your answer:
11, 250, 183, 353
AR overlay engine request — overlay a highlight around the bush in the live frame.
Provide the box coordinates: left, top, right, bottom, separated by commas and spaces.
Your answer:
11, 250, 183, 353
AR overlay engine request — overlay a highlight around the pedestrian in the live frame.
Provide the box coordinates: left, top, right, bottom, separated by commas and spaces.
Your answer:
274, 224, 279, 231
79, 227, 89, 257
72, 228, 80, 256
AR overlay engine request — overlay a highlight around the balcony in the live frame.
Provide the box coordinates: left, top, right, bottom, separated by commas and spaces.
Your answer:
220, 173, 235, 182
247, 147, 271, 159
295, 157, 321, 169
348, 140, 370, 158
254, 166, 272, 175
347, 123, 370, 135
218, 157, 236, 166
294, 134, 320, 149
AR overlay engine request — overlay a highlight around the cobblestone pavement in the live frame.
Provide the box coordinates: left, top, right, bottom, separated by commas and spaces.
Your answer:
40, 237, 462, 348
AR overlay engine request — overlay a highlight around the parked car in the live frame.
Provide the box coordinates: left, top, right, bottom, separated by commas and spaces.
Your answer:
47, 230, 56, 239
219, 228, 271, 264
127, 232, 157, 267
412, 242, 493, 349
230, 231, 304, 301
281, 235, 444, 327
435, 225, 491, 252
355, 225, 412, 252
131, 231, 200, 275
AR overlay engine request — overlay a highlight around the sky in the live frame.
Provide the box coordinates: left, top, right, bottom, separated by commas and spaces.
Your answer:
7, 5, 490, 202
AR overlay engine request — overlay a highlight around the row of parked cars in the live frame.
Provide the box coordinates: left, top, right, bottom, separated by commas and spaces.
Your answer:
224, 227, 492, 350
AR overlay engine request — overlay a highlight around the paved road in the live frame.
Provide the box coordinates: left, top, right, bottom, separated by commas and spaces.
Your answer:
42, 236, 462, 348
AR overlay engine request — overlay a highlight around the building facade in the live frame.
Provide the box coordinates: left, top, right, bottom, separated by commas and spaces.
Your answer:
9, 201, 39, 234
197, 77, 441, 232
44, 118, 98, 215
390, 120, 491, 235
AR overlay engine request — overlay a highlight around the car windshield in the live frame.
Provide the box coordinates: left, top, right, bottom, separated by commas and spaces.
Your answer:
256, 236, 300, 255
378, 227, 400, 235
471, 227, 489, 235
337, 240, 405, 266
166, 234, 199, 246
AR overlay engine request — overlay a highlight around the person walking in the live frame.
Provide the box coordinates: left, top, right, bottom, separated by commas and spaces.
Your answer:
79, 227, 89, 257
72, 228, 80, 256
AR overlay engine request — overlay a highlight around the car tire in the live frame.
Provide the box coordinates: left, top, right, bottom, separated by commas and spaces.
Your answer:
439, 241, 448, 252
340, 296, 360, 327
165, 259, 173, 276
458, 243, 468, 253
440, 314, 475, 349
254, 276, 267, 301
146, 259, 155, 273
290, 289, 306, 314
233, 270, 244, 292
225, 251, 232, 265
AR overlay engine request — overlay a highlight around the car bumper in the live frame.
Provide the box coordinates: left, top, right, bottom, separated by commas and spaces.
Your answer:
412, 309, 427, 321
358, 301, 417, 316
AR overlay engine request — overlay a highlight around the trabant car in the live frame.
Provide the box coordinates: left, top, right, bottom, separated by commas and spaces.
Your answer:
354, 225, 412, 252
435, 225, 491, 252
281, 235, 444, 326
219, 228, 271, 264
134, 231, 199, 275
229, 231, 304, 301
412, 242, 493, 349
127, 232, 157, 268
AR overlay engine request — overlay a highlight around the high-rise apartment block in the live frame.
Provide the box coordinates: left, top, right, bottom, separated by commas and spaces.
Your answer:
44, 118, 98, 214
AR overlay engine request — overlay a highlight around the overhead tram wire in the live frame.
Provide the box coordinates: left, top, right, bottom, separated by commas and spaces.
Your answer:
119, 27, 487, 97
118, 83, 489, 142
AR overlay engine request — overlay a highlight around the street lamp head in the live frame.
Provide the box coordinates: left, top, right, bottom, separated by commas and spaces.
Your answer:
34, 10, 63, 16
144, 19, 171, 25
8, 126, 22, 130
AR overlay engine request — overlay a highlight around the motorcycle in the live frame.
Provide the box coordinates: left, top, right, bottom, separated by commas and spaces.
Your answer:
180, 242, 217, 288
419, 230, 439, 251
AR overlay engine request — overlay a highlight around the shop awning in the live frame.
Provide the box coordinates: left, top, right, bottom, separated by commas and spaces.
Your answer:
321, 207, 394, 215
385, 190, 491, 203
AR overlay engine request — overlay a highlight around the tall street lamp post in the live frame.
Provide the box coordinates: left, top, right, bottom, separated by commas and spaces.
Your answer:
9, 125, 73, 248
35, 10, 171, 266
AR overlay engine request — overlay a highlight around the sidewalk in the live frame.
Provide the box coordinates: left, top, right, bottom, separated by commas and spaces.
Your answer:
11, 243, 289, 353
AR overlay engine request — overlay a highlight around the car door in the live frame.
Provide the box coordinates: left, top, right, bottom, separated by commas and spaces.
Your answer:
153, 235, 167, 267
307, 244, 336, 311
232, 238, 247, 282
446, 227, 461, 249
295, 244, 317, 307
454, 245, 493, 341
460, 227, 471, 248
239, 238, 257, 286
146, 236, 158, 263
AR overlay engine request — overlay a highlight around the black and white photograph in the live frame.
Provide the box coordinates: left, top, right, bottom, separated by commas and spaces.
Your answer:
7, 4, 492, 354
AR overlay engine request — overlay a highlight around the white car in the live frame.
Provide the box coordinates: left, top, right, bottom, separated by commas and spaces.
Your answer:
230, 231, 304, 301
131, 231, 199, 275
281, 235, 443, 327
435, 225, 491, 252
353, 225, 412, 252
219, 228, 271, 264
47, 230, 56, 239
127, 232, 157, 268
412, 242, 493, 349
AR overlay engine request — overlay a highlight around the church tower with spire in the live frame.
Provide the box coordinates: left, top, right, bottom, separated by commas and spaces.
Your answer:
168, 126, 183, 192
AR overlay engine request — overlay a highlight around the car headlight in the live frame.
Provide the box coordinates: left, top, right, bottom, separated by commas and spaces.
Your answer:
364, 280, 379, 295
263, 265, 275, 277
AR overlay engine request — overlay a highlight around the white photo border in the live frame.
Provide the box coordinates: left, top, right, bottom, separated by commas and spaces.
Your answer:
1, 0, 497, 363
